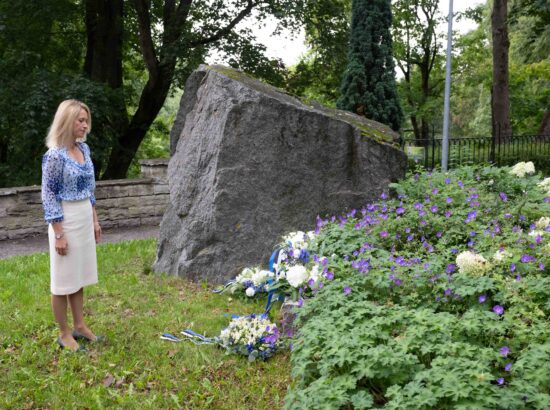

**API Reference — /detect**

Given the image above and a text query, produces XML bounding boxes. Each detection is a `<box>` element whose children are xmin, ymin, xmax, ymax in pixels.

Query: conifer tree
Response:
<box><xmin>337</xmin><ymin>0</ymin><xmax>403</xmax><ymax>131</ymax></box>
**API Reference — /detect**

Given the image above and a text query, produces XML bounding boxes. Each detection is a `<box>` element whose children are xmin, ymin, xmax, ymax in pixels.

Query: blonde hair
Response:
<box><xmin>46</xmin><ymin>99</ymin><xmax>92</xmax><ymax>148</ymax></box>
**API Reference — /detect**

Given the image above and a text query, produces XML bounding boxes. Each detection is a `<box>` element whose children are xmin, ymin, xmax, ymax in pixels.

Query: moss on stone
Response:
<box><xmin>203</xmin><ymin>64</ymin><xmax>401</xmax><ymax>148</ymax></box>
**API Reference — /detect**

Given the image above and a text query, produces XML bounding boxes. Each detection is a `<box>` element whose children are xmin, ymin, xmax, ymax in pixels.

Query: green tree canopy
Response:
<box><xmin>337</xmin><ymin>0</ymin><xmax>403</xmax><ymax>131</ymax></box>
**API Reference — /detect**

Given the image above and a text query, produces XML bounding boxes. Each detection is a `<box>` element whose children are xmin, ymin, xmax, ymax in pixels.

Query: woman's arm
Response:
<box><xmin>92</xmin><ymin>205</ymin><xmax>101</xmax><ymax>243</ymax></box>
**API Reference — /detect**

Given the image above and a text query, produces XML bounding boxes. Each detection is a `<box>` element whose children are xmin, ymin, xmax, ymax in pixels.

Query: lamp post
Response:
<box><xmin>441</xmin><ymin>0</ymin><xmax>453</xmax><ymax>171</ymax></box>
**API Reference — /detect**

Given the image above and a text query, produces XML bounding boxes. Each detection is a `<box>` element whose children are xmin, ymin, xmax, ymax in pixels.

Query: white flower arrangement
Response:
<box><xmin>219</xmin><ymin>267</ymin><xmax>274</xmax><ymax>298</ymax></box>
<box><xmin>219</xmin><ymin>314</ymin><xmax>280</xmax><ymax>361</ymax></box>
<box><xmin>456</xmin><ymin>251</ymin><xmax>491</xmax><ymax>276</ymax></box>
<box><xmin>509</xmin><ymin>161</ymin><xmax>535</xmax><ymax>177</ymax></box>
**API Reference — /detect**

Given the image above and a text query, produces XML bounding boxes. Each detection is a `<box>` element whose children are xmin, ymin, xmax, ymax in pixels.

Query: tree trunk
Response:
<box><xmin>538</xmin><ymin>103</ymin><xmax>550</xmax><ymax>135</ymax></box>
<box><xmin>491</xmin><ymin>0</ymin><xmax>512</xmax><ymax>142</ymax></box>
<box><xmin>84</xmin><ymin>0</ymin><xmax>129</xmax><ymax>178</ymax></box>
<box><xmin>101</xmin><ymin>66</ymin><xmax>174</xmax><ymax>179</ymax></box>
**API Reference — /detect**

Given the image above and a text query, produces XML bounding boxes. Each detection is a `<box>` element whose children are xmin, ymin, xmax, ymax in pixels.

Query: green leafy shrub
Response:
<box><xmin>284</xmin><ymin>165</ymin><xmax>550</xmax><ymax>409</ymax></box>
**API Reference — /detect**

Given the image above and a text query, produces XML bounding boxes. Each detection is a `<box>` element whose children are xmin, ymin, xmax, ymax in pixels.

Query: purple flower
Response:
<box><xmin>493</xmin><ymin>305</ymin><xmax>504</xmax><ymax>315</ymax></box>
<box><xmin>414</xmin><ymin>202</ymin><xmax>423</xmax><ymax>210</ymax></box>
<box><xmin>325</xmin><ymin>271</ymin><xmax>334</xmax><ymax>281</ymax></box>
<box><xmin>444</xmin><ymin>288</ymin><xmax>453</xmax><ymax>296</ymax></box>
<box><xmin>545</xmin><ymin>197</ymin><xmax>550</xmax><ymax>203</ymax></box>
<box><xmin>396</xmin><ymin>207</ymin><xmax>405</xmax><ymax>215</ymax></box>
<box><xmin>499</xmin><ymin>192</ymin><xmax>508</xmax><ymax>202</ymax></box>
<box><xmin>470</xmin><ymin>231</ymin><xmax>477</xmax><ymax>237</ymax></box>
<box><xmin>297</xmin><ymin>298</ymin><xmax>304</xmax><ymax>308</ymax></box>
<box><xmin>458</xmin><ymin>181</ymin><xmax>464</xmax><ymax>188</ymax></box>
<box><xmin>445</xmin><ymin>178</ymin><xmax>451</xmax><ymax>184</ymax></box>
<box><xmin>500</xmin><ymin>346</ymin><xmax>510</xmax><ymax>357</ymax></box>
<box><xmin>520</xmin><ymin>254</ymin><xmax>536</xmax><ymax>263</ymax></box>
<box><xmin>510</xmin><ymin>263</ymin><xmax>516</xmax><ymax>272</ymax></box>
<box><xmin>432</xmin><ymin>188</ymin><xmax>439</xmax><ymax>194</ymax></box>
<box><xmin>445</xmin><ymin>197</ymin><xmax>453</xmax><ymax>204</ymax></box>
<box><xmin>418</xmin><ymin>210</ymin><xmax>426</xmax><ymax>217</ymax></box>
<box><xmin>380</xmin><ymin>192</ymin><xmax>388</xmax><ymax>200</ymax></box>
<box><xmin>516</xmin><ymin>274</ymin><xmax>521</xmax><ymax>281</ymax></box>
<box><xmin>497</xmin><ymin>378</ymin><xmax>505</xmax><ymax>385</ymax></box>
<box><xmin>465</xmin><ymin>210</ymin><xmax>477</xmax><ymax>223</ymax></box>
<box><xmin>446</xmin><ymin>264</ymin><xmax>456</xmax><ymax>274</ymax></box>
<box><xmin>504</xmin><ymin>213</ymin><xmax>512</xmax><ymax>219</ymax></box>
<box><xmin>504</xmin><ymin>363</ymin><xmax>512</xmax><ymax>372</ymax></box>
<box><xmin>407</xmin><ymin>235</ymin><xmax>414</xmax><ymax>241</ymax></box>
<box><xmin>478</xmin><ymin>294</ymin><xmax>486</xmax><ymax>303</ymax></box>
<box><xmin>343</xmin><ymin>287</ymin><xmax>352</xmax><ymax>295</ymax></box>
<box><xmin>380</xmin><ymin>231</ymin><xmax>389</xmax><ymax>238</ymax></box>
<box><xmin>539</xmin><ymin>262</ymin><xmax>545</xmax><ymax>270</ymax></box>
<box><xmin>445</xmin><ymin>210</ymin><xmax>452</xmax><ymax>218</ymax></box>
<box><xmin>430</xmin><ymin>205</ymin><xmax>438</xmax><ymax>213</ymax></box>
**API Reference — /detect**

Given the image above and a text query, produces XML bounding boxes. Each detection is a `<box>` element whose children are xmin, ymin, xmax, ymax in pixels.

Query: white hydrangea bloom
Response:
<box><xmin>245</xmin><ymin>287</ymin><xmax>255</xmax><ymax>297</ymax></box>
<box><xmin>538</xmin><ymin>177</ymin><xmax>550</xmax><ymax>195</ymax></box>
<box><xmin>456</xmin><ymin>251</ymin><xmax>490</xmax><ymax>276</ymax></box>
<box><xmin>535</xmin><ymin>216</ymin><xmax>550</xmax><ymax>230</ymax></box>
<box><xmin>509</xmin><ymin>161</ymin><xmax>536</xmax><ymax>177</ymax></box>
<box><xmin>286</xmin><ymin>265</ymin><xmax>309</xmax><ymax>288</ymax></box>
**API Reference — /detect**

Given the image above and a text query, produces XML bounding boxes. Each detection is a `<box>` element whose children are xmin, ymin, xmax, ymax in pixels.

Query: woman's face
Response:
<box><xmin>73</xmin><ymin>108</ymin><xmax>89</xmax><ymax>140</ymax></box>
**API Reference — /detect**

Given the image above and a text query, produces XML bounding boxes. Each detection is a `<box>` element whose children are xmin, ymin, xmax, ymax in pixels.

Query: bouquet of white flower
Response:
<box><xmin>216</xmin><ymin>267</ymin><xmax>274</xmax><ymax>298</ymax></box>
<box><xmin>218</xmin><ymin>314</ymin><xmax>280</xmax><ymax>361</ymax></box>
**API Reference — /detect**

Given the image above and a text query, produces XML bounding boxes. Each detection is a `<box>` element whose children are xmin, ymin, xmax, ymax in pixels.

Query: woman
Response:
<box><xmin>41</xmin><ymin>99</ymin><xmax>103</xmax><ymax>351</ymax></box>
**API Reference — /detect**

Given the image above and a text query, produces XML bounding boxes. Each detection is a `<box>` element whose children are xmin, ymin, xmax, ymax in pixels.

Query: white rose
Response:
<box><xmin>245</xmin><ymin>287</ymin><xmax>255</xmax><ymax>297</ymax></box>
<box><xmin>286</xmin><ymin>265</ymin><xmax>309</xmax><ymax>288</ymax></box>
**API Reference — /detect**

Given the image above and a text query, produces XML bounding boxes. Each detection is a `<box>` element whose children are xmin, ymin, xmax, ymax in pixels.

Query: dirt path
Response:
<box><xmin>0</xmin><ymin>225</ymin><xmax>159</xmax><ymax>260</ymax></box>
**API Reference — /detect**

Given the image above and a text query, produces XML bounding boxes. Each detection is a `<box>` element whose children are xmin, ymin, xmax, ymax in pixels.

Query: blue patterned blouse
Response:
<box><xmin>41</xmin><ymin>142</ymin><xmax>96</xmax><ymax>223</ymax></box>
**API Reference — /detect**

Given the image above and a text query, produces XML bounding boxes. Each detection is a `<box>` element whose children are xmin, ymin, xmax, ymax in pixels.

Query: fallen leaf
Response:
<box><xmin>168</xmin><ymin>350</ymin><xmax>177</xmax><ymax>358</ymax></box>
<box><xmin>102</xmin><ymin>374</ymin><xmax>115</xmax><ymax>387</ymax></box>
<box><xmin>115</xmin><ymin>377</ymin><xmax>125</xmax><ymax>388</ymax></box>
<box><xmin>4</xmin><ymin>346</ymin><xmax>15</xmax><ymax>353</ymax></box>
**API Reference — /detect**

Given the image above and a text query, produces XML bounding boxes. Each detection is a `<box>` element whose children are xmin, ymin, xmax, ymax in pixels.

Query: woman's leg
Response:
<box><xmin>68</xmin><ymin>288</ymin><xmax>97</xmax><ymax>340</ymax></box>
<box><xmin>51</xmin><ymin>294</ymin><xmax>79</xmax><ymax>350</ymax></box>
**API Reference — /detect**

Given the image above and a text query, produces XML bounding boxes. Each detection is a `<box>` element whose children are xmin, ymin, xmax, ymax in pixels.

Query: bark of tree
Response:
<box><xmin>491</xmin><ymin>0</ymin><xmax>512</xmax><ymax>142</ymax></box>
<box><xmin>84</xmin><ymin>0</ymin><xmax>128</xmax><ymax>176</ymax></box>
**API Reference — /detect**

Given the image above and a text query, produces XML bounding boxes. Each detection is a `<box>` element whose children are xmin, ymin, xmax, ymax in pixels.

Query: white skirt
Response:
<box><xmin>48</xmin><ymin>199</ymin><xmax>98</xmax><ymax>295</ymax></box>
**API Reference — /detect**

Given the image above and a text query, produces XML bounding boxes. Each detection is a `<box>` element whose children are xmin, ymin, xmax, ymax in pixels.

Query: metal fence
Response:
<box><xmin>399</xmin><ymin>133</ymin><xmax>550</xmax><ymax>173</ymax></box>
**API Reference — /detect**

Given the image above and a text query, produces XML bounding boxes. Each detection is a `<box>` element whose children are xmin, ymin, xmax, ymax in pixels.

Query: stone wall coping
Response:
<box><xmin>96</xmin><ymin>178</ymin><xmax>156</xmax><ymax>187</ymax></box>
<box><xmin>0</xmin><ymin>186</ymin><xmax>40</xmax><ymax>196</ymax></box>
<box><xmin>0</xmin><ymin>178</ymin><xmax>159</xmax><ymax>195</ymax></box>
<box><xmin>139</xmin><ymin>159</ymin><xmax>169</xmax><ymax>166</ymax></box>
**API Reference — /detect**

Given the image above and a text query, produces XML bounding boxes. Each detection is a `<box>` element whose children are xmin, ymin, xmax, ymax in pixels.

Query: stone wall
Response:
<box><xmin>0</xmin><ymin>159</ymin><xmax>169</xmax><ymax>240</ymax></box>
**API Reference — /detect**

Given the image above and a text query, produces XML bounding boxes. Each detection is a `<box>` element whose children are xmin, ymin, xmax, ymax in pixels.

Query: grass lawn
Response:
<box><xmin>0</xmin><ymin>239</ymin><xmax>290</xmax><ymax>409</ymax></box>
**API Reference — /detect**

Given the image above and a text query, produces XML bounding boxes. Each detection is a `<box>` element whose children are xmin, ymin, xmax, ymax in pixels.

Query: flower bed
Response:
<box><xmin>282</xmin><ymin>164</ymin><xmax>550</xmax><ymax>409</ymax></box>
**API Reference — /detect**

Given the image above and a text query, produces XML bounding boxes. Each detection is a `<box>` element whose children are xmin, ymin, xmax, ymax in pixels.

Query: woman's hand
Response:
<box><xmin>55</xmin><ymin>237</ymin><xmax>68</xmax><ymax>256</ymax></box>
<box><xmin>94</xmin><ymin>222</ymin><xmax>102</xmax><ymax>243</ymax></box>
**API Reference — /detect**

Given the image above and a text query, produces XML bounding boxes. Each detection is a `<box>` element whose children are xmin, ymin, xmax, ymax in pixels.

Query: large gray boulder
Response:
<box><xmin>154</xmin><ymin>64</ymin><xmax>407</xmax><ymax>283</ymax></box>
